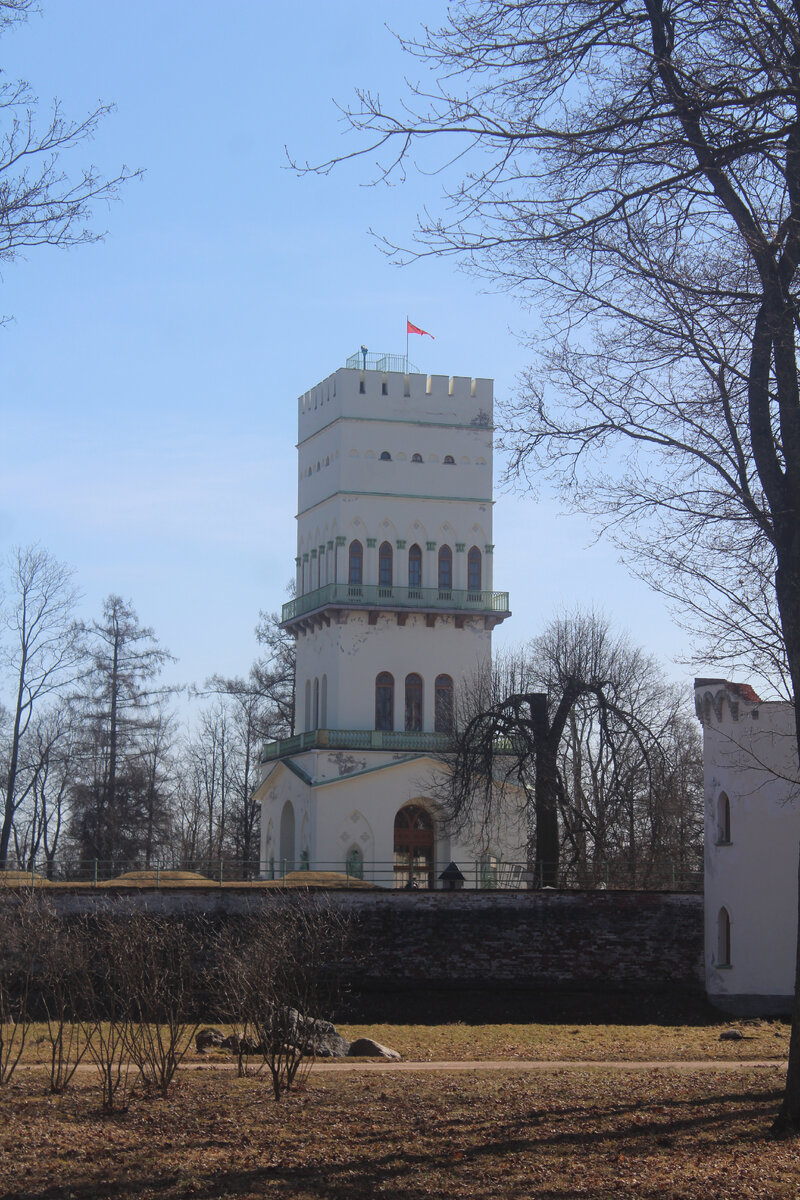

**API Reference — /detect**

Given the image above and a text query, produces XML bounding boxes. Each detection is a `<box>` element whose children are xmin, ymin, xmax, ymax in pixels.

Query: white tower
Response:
<box><xmin>257</xmin><ymin>353</ymin><xmax>515</xmax><ymax>887</ymax></box>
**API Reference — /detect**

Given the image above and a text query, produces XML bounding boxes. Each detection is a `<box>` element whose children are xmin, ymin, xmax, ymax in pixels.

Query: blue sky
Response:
<box><xmin>0</xmin><ymin>1</ymin><xmax>693</xmax><ymax>696</ymax></box>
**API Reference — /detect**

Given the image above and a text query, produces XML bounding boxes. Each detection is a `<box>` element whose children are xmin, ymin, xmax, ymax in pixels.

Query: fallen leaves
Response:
<box><xmin>2</xmin><ymin>1064</ymin><xmax>798</xmax><ymax>1199</ymax></box>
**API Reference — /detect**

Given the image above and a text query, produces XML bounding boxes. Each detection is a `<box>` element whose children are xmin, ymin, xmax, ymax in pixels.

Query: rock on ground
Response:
<box><xmin>348</xmin><ymin>1037</ymin><xmax>402</xmax><ymax>1060</ymax></box>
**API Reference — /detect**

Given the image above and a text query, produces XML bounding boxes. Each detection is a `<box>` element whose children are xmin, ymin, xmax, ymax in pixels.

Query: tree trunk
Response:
<box><xmin>771</xmin><ymin>548</ymin><xmax>800</xmax><ymax>1133</ymax></box>
<box><xmin>530</xmin><ymin>694</ymin><xmax>560</xmax><ymax>887</ymax></box>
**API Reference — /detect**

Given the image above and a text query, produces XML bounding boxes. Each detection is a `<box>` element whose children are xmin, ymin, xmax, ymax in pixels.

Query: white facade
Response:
<box><xmin>696</xmin><ymin>677</ymin><xmax>800</xmax><ymax>1013</ymax></box>
<box><xmin>256</xmin><ymin>362</ymin><xmax>523</xmax><ymax>887</ymax></box>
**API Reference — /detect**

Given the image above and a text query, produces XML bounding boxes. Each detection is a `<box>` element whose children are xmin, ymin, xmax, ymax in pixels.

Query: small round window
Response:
<box><xmin>444</xmin><ymin>455</ymin><xmax>455</xmax><ymax>464</ymax></box>
<box><xmin>380</xmin><ymin>451</ymin><xmax>392</xmax><ymax>461</ymax></box>
<box><xmin>412</xmin><ymin>453</ymin><xmax>423</xmax><ymax>463</ymax></box>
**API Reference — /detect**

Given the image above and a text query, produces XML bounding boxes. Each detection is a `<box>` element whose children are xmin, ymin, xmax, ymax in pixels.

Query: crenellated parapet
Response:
<box><xmin>298</xmin><ymin>368</ymin><xmax>493</xmax><ymax>441</ymax></box>
<box><xmin>694</xmin><ymin>678</ymin><xmax>763</xmax><ymax>726</ymax></box>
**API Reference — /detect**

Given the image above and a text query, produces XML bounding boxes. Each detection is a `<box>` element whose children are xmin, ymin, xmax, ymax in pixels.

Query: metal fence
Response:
<box><xmin>0</xmin><ymin>857</ymin><xmax>703</xmax><ymax>892</ymax></box>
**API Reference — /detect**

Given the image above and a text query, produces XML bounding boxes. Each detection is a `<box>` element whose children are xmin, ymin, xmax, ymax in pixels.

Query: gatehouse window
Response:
<box><xmin>304</xmin><ymin>680</ymin><xmax>311</xmax><ymax>732</ymax></box>
<box><xmin>718</xmin><ymin>907</ymin><xmax>731</xmax><ymax>966</ymax></box>
<box><xmin>375</xmin><ymin>672</ymin><xmax>394</xmax><ymax>731</ymax></box>
<box><xmin>346</xmin><ymin>845</ymin><xmax>364</xmax><ymax>879</ymax></box>
<box><xmin>408</xmin><ymin>543</ymin><xmax>422</xmax><ymax>590</ymax></box>
<box><xmin>349</xmin><ymin>539</ymin><xmax>363</xmax><ymax>588</ymax></box>
<box><xmin>468</xmin><ymin>546</ymin><xmax>482</xmax><ymax>592</ymax></box>
<box><xmin>380</xmin><ymin>450</ymin><xmax>392</xmax><ymax>461</ymax></box>
<box><xmin>412</xmin><ymin>453</ymin><xmax>423</xmax><ymax>463</ymax></box>
<box><xmin>379</xmin><ymin>541</ymin><xmax>393</xmax><ymax>588</ymax></box>
<box><xmin>444</xmin><ymin>454</ymin><xmax>455</xmax><ymax>464</ymax></box>
<box><xmin>717</xmin><ymin>792</ymin><xmax>731</xmax><ymax>844</ymax></box>
<box><xmin>405</xmin><ymin>673</ymin><xmax>423</xmax><ymax>732</ymax></box>
<box><xmin>438</xmin><ymin>545</ymin><xmax>453</xmax><ymax>592</ymax></box>
<box><xmin>435</xmin><ymin>674</ymin><xmax>454</xmax><ymax>732</ymax></box>
<box><xmin>393</xmin><ymin>804</ymin><xmax>434</xmax><ymax>889</ymax></box>
<box><xmin>313</xmin><ymin>677</ymin><xmax>319</xmax><ymax>729</ymax></box>
<box><xmin>480</xmin><ymin>855</ymin><xmax>499</xmax><ymax>889</ymax></box>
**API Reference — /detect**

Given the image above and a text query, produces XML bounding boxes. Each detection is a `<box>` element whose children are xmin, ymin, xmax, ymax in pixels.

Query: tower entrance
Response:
<box><xmin>393</xmin><ymin>803</ymin><xmax>434</xmax><ymax>889</ymax></box>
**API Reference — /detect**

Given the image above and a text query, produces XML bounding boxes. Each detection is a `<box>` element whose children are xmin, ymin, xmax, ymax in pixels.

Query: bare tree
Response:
<box><xmin>181</xmin><ymin>699</ymin><xmax>236</xmax><ymax>867</ymax></box>
<box><xmin>439</xmin><ymin>613</ymin><xmax>700</xmax><ymax>887</ymax></box>
<box><xmin>0</xmin><ymin>1</ymin><xmax>137</xmax><ymax>308</ymax></box>
<box><xmin>10</xmin><ymin>704</ymin><xmax>76</xmax><ymax>874</ymax></box>
<box><xmin>0</xmin><ymin>546</ymin><xmax>81</xmax><ymax>868</ymax></box>
<box><xmin>252</xmin><ymin>608</ymin><xmax>296</xmax><ymax>740</ymax></box>
<box><xmin>307</xmin><ymin>0</ymin><xmax>800</xmax><ymax>1131</ymax></box>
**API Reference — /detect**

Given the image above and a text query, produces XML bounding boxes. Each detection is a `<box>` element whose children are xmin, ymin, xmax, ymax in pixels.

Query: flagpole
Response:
<box><xmin>405</xmin><ymin>316</ymin><xmax>409</xmax><ymax>372</ymax></box>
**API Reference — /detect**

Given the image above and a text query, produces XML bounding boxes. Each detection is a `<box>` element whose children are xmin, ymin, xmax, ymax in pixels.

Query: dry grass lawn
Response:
<box><xmin>1</xmin><ymin>1063</ymin><xmax>798</xmax><ymax>1199</ymax></box>
<box><xmin>11</xmin><ymin>1018</ymin><xmax>790</xmax><ymax>1070</ymax></box>
<box><xmin>334</xmin><ymin>1019</ymin><xmax>791</xmax><ymax>1063</ymax></box>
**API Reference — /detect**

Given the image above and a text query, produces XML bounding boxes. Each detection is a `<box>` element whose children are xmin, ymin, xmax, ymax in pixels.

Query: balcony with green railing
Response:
<box><xmin>281</xmin><ymin>582</ymin><xmax>510</xmax><ymax>625</ymax></box>
<box><xmin>261</xmin><ymin>727</ymin><xmax>455</xmax><ymax>763</ymax></box>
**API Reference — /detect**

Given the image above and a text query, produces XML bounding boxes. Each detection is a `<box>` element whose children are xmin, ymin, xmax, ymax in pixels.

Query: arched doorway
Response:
<box><xmin>393</xmin><ymin>803</ymin><xmax>434</xmax><ymax>889</ymax></box>
<box><xmin>279</xmin><ymin>800</ymin><xmax>295</xmax><ymax>871</ymax></box>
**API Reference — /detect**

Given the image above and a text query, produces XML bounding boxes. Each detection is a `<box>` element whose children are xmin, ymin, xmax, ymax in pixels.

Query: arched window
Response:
<box><xmin>379</xmin><ymin>541</ymin><xmax>393</xmax><ymax>589</ymax></box>
<box><xmin>405</xmin><ymin>673</ymin><xmax>423</xmax><ymax>732</ymax></box>
<box><xmin>280</xmin><ymin>800</ymin><xmax>295</xmax><ymax>871</ymax></box>
<box><xmin>304</xmin><ymin>680</ymin><xmax>311</xmax><ymax>732</ymax></box>
<box><xmin>412</xmin><ymin>452</ymin><xmax>423</xmax><ymax>463</ymax></box>
<box><xmin>468</xmin><ymin>546</ymin><xmax>482</xmax><ymax>593</ymax></box>
<box><xmin>321</xmin><ymin>674</ymin><xmax>328</xmax><ymax>727</ymax></box>
<box><xmin>313</xmin><ymin>677</ymin><xmax>320</xmax><ymax>729</ymax></box>
<box><xmin>718</xmin><ymin>907</ymin><xmax>731</xmax><ymax>966</ymax></box>
<box><xmin>438</xmin><ymin>544</ymin><xmax>453</xmax><ymax>592</ymax></box>
<box><xmin>348</xmin><ymin>539</ymin><xmax>363</xmax><ymax>589</ymax></box>
<box><xmin>375</xmin><ymin>672</ymin><xmax>394</xmax><ymax>731</ymax></box>
<box><xmin>408</xmin><ymin>543</ymin><xmax>423</xmax><ymax>591</ymax></box>
<box><xmin>443</xmin><ymin>454</ymin><xmax>455</xmax><ymax>464</ymax></box>
<box><xmin>435</xmin><ymin>674</ymin><xmax>454</xmax><ymax>732</ymax></box>
<box><xmin>717</xmin><ymin>792</ymin><xmax>731</xmax><ymax>844</ymax></box>
<box><xmin>393</xmin><ymin>804</ymin><xmax>434</xmax><ymax>889</ymax></box>
<box><xmin>380</xmin><ymin>450</ymin><xmax>392</xmax><ymax>461</ymax></box>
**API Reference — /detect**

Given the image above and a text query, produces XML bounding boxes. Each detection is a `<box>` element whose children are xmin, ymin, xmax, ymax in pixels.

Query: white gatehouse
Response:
<box><xmin>696</xmin><ymin>676</ymin><xmax>800</xmax><ymax>1013</ymax></box>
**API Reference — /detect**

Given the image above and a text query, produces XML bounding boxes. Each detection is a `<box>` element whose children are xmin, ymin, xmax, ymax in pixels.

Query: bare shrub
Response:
<box><xmin>0</xmin><ymin>889</ymin><xmax>49</xmax><ymax>1086</ymax></box>
<box><xmin>214</xmin><ymin>897</ymin><xmax>350</xmax><ymax>1100</ymax></box>
<box><xmin>80</xmin><ymin>911</ymin><xmax>139</xmax><ymax>1113</ymax></box>
<box><xmin>38</xmin><ymin>910</ymin><xmax>95</xmax><ymax>1093</ymax></box>
<box><xmin>119</xmin><ymin>912</ymin><xmax>205</xmax><ymax>1096</ymax></box>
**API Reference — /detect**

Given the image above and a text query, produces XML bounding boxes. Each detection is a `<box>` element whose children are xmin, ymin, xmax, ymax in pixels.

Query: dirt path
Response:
<box><xmin>309</xmin><ymin>1058</ymin><xmax>787</xmax><ymax>1073</ymax></box>
<box><xmin>16</xmin><ymin>1057</ymin><xmax>788</xmax><ymax>1075</ymax></box>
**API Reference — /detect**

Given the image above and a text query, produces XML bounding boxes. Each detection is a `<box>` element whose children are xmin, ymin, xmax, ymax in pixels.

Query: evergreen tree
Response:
<box><xmin>69</xmin><ymin>596</ymin><xmax>175</xmax><ymax>870</ymax></box>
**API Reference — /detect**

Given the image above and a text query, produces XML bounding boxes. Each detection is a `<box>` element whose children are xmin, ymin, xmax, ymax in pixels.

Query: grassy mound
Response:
<box><xmin>101</xmin><ymin>869</ymin><xmax>214</xmax><ymax>887</ymax></box>
<box><xmin>0</xmin><ymin>869</ymin><xmax>52</xmax><ymax>887</ymax></box>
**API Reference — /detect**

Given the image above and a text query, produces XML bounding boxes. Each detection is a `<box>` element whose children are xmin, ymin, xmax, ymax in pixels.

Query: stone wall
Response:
<box><xmin>41</xmin><ymin>887</ymin><xmax>704</xmax><ymax>997</ymax></box>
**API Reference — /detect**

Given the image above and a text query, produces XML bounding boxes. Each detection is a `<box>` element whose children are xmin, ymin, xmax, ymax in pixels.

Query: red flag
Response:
<box><xmin>407</xmin><ymin>319</ymin><xmax>434</xmax><ymax>339</ymax></box>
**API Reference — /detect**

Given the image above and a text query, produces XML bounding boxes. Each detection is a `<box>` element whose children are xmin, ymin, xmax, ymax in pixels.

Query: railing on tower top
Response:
<box><xmin>345</xmin><ymin>349</ymin><xmax>419</xmax><ymax>373</ymax></box>
<box><xmin>281</xmin><ymin>583</ymin><xmax>511</xmax><ymax>624</ymax></box>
